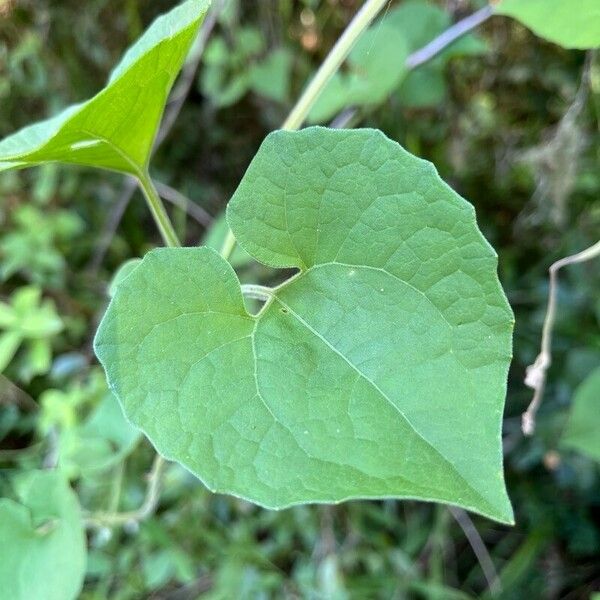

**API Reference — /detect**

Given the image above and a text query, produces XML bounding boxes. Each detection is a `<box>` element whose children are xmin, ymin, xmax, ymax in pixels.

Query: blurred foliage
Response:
<box><xmin>0</xmin><ymin>285</ymin><xmax>63</xmax><ymax>381</ymax></box>
<box><xmin>561</xmin><ymin>367</ymin><xmax>600</xmax><ymax>463</ymax></box>
<box><xmin>0</xmin><ymin>0</ymin><xmax>599</xmax><ymax>598</ymax></box>
<box><xmin>308</xmin><ymin>0</ymin><xmax>487</xmax><ymax>123</ymax></box>
<box><xmin>1</xmin><ymin>203</ymin><xmax>84</xmax><ymax>286</ymax></box>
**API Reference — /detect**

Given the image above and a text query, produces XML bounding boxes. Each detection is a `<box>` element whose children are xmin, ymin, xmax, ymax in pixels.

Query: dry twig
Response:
<box><xmin>522</xmin><ymin>240</ymin><xmax>600</xmax><ymax>435</ymax></box>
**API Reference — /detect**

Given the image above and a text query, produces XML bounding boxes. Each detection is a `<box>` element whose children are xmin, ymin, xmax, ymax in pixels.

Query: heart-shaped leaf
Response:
<box><xmin>494</xmin><ymin>0</ymin><xmax>600</xmax><ymax>50</ymax></box>
<box><xmin>561</xmin><ymin>367</ymin><xmax>600</xmax><ymax>462</ymax></box>
<box><xmin>0</xmin><ymin>470</ymin><xmax>86</xmax><ymax>600</ymax></box>
<box><xmin>95</xmin><ymin>128</ymin><xmax>514</xmax><ymax>523</ymax></box>
<box><xmin>0</xmin><ymin>0</ymin><xmax>209</xmax><ymax>175</ymax></box>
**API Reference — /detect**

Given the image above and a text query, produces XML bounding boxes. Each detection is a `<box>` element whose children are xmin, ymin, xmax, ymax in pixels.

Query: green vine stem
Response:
<box><xmin>138</xmin><ymin>172</ymin><xmax>181</xmax><ymax>248</ymax></box>
<box><xmin>220</xmin><ymin>0</ymin><xmax>389</xmax><ymax>260</ymax></box>
<box><xmin>241</xmin><ymin>284</ymin><xmax>274</xmax><ymax>302</ymax></box>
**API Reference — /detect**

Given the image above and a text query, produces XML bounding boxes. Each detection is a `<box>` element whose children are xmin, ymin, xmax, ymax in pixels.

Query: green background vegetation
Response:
<box><xmin>0</xmin><ymin>0</ymin><xmax>599</xmax><ymax>598</ymax></box>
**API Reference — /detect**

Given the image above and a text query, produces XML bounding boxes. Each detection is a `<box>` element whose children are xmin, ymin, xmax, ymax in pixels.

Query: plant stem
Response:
<box><xmin>219</xmin><ymin>224</ymin><xmax>238</xmax><ymax>259</ymax></box>
<box><xmin>448</xmin><ymin>507</ymin><xmax>501</xmax><ymax>597</ymax></box>
<box><xmin>330</xmin><ymin>6</ymin><xmax>495</xmax><ymax>128</ymax></box>
<box><xmin>85</xmin><ymin>454</ymin><xmax>166</xmax><ymax>528</ymax></box>
<box><xmin>405</xmin><ymin>6</ymin><xmax>493</xmax><ymax>69</ymax></box>
<box><xmin>154</xmin><ymin>180</ymin><xmax>213</xmax><ymax>227</ymax></box>
<box><xmin>138</xmin><ymin>172</ymin><xmax>181</xmax><ymax>248</ymax></box>
<box><xmin>220</xmin><ymin>230</ymin><xmax>237</xmax><ymax>261</ymax></box>
<box><xmin>282</xmin><ymin>0</ymin><xmax>390</xmax><ymax>131</ymax></box>
<box><xmin>221</xmin><ymin>0</ymin><xmax>390</xmax><ymax>260</ymax></box>
<box><xmin>522</xmin><ymin>239</ymin><xmax>600</xmax><ymax>435</ymax></box>
<box><xmin>241</xmin><ymin>284</ymin><xmax>274</xmax><ymax>302</ymax></box>
<box><xmin>89</xmin><ymin>3</ymin><xmax>224</xmax><ymax>271</ymax></box>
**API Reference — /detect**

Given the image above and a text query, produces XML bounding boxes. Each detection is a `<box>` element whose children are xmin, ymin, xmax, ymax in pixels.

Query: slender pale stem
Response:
<box><xmin>282</xmin><ymin>0</ymin><xmax>390</xmax><ymax>131</ymax></box>
<box><xmin>449</xmin><ymin>507</ymin><xmax>501</xmax><ymax>597</ymax></box>
<box><xmin>85</xmin><ymin>454</ymin><xmax>166</xmax><ymax>528</ymax></box>
<box><xmin>522</xmin><ymin>239</ymin><xmax>600</xmax><ymax>435</ymax></box>
<box><xmin>220</xmin><ymin>228</ymin><xmax>237</xmax><ymax>261</ymax></box>
<box><xmin>138</xmin><ymin>172</ymin><xmax>181</xmax><ymax>248</ymax></box>
<box><xmin>221</xmin><ymin>0</ymin><xmax>389</xmax><ymax>260</ymax></box>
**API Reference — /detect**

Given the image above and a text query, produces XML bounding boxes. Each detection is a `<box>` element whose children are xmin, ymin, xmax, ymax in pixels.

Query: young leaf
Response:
<box><xmin>0</xmin><ymin>470</ymin><xmax>86</xmax><ymax>600</ymax></box>
<box><xmin>494</xmin><ymin>0</ymin><xmax>600</xmax><ymax>50</ymax></box>
<box><xmin>95</xmin><ymin>128</ymin><xmax>514</xmax><ymax>524</ymax></box>
<box><xmin>0</xmin><ymin>0</ymin><xmax>210</xmax><ymax>176</ymax></box>
<box><xmin>561</xmin><ymin>367</ymin><xmax>600</xmax><ymax>462</ymax></box>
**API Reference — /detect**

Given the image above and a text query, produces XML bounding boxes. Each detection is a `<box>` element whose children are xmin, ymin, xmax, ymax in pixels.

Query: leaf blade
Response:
<box><xmin>0</xmin><ymin>470</ymin><xmax>86</xmax><ymax>600</ymax></box>
<box><xmin>0</xmin><ymin>0</ymin><xmax>210</xmax><ymax>174</ymax></box>
<box><xmin>495</xmin><ymin>0</ymin><xmax>600</xmax><ymax>49</ymax></box>
<box><xmin>97</xmin><ymin>128</ymin><xmax>514</xmax><ymax>523</ymax></box>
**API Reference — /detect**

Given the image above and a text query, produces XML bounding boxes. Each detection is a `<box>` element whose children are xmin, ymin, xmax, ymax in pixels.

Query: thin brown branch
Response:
<box><xmin>522</xmin><ymin>240</ymin><xmax>600</xmax><ymax>435</ymax></box>
<box><xmin>405</xmin><ymin>6</ymin><xmax>493</xmax><ymax>70</ymax></box>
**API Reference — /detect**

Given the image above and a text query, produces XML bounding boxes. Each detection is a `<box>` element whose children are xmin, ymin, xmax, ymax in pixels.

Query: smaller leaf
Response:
<box><xmin>0</xmin><ymin>470</ymin><xmax>86</xmax><ymax>600</ymax></box>
<box><xmin>249</xmin><ymin>48</ymin><xmax>294</xmax><ymax>103</ymax></box>
<box><xmin>561</xmin><ymin>367</ymin><xmax>600</xmax><ymax>462</ymax></box>
<box><xmin>494</xmin><ymin>0</ymin><xmax>600</xmax><ymax>50</ymax></box>
<box><xmin>0</xmin><ymin>0</ymin><xmax>210</xmax><ymax>175</ymax></box>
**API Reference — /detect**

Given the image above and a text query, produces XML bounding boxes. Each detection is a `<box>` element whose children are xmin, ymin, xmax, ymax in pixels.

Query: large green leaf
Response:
<box><xmin>494</xmin><ymin>0</ymin><xmax>600</xmax><ymax>50</ymax></box>
<box><xmin>0</xmin><ymin>0</ymin><xmax>210</xmax><ymax>175</ymax></box>
<box><xmin>561</xmin><ymin>367</ymin><xmax>600</xmax><ymax>462</ymax></box>
<box><xmin>95</xmin><ymin>128</ymin><xmax>514</xmax><ymax>523</ymax></box>
<box><xmin>0</xmin><ymin>470</ymin><xmax>86</xmax><ymax>600</ymax></box>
